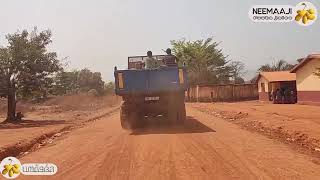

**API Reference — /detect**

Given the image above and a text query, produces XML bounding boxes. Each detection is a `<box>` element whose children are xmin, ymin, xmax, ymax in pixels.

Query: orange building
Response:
<box><xmin>291</xmin><ymin>54</ymin><xmax>320</xmax><ymax>104</ymax></box>
<box><xmin>256</xmin><ymin>71</ymin><xmax>296</xmax><ymax>102</ymax></box>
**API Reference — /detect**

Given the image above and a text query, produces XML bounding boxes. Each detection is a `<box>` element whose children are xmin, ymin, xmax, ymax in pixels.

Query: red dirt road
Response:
<box><xmin>19</xmin><ymin>105</ymin><xmax>320</xmax><ymax>180</ymax></box>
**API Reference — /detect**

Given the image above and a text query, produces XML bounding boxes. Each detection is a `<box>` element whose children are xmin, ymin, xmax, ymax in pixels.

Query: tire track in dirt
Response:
<box><xmin>177</xmin><ymin>133</ymin><xmax>259</xmax><ymax>179</ymax></box>
<box><xmin>98</xmin><ymin>134</ymin><xmax>132</xmax><ymax>179</ymax></box>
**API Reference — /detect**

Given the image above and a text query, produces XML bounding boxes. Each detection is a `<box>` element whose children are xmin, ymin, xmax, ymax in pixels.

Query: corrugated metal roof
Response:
<box><xmin>258</xmin><ymin>71</ymin><xmax>296</xmax><ymax>82</ymax></box>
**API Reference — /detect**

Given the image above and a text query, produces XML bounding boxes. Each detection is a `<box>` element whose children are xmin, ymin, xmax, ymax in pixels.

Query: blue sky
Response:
<box><xmin>0</xmin><ymin>0</ymin><xmax>319</xmax><ymax>81</ymax></box>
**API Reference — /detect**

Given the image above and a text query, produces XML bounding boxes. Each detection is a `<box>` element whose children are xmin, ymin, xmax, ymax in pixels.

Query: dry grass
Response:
<box><xmin>0</xmin><ymin>94</ymin><xmax>121</xmax><ymax>118</ymax></box>
<box><xmin>43</xmin><ymin>94</ymin><xmax>121</xmax><ymax>111</ymax></box>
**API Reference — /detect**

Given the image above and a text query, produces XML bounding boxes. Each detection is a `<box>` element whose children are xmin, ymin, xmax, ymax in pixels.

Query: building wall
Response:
<box><xmin>187</xmin><ymin>84</ymin><xmax>258</xmax><ymax>102</ymax></box>
<box><xmin>296</xmin><ymin>58</ymin><xmax>320</xmax><ymax>103</ymax></box>
<box><xmin>258</xmin><ymin>76</ymin><xmax>270</xmax><ymax>101</ymax></box>
<box><xmin>258</xmin><ymin>76</ymin><xmax>270</xmax><ymax>93</ymax></box>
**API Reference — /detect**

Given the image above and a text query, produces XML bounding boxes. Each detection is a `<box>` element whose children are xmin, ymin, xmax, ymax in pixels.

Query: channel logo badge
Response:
<box><xmin>295</xmin><ymin>2</ymin><xmax>317</xmax><ymax>26</ymax></box>
<box><xmin>0</xmin><ymin>157</ymin><xmax>58</xmax><ymax>179</ymax></box>
<box><xmin>249</xmin><ymin>1</ymin><xmax>317</xmax><ymax>26</ymax></box>
<box><xmin>0</xmin><ymin>157</ymin><xmax>21</xmax><ymax>179</ymax></box>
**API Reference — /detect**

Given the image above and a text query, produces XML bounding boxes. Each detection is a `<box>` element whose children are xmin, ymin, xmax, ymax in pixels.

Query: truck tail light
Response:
<box><xmin>118</xmin><ymin>73</ymin><xmax>124</xmax><ymax>89</ymax></box>
<box><xmin>179</xmin><ymin>69</ymin><xmax>184</xmax><ymax>84</ymax></box>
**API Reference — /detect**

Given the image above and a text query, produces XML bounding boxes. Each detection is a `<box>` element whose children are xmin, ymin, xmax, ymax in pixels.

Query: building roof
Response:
<box><xmin>291</xmin><ymin>54</ymin><xmax>320</xmax><ymax>73</ymax></box>
<box><xmin>257</xmin><ymin>71</ymin><xmax>296</xmax><ymax>83</ymax></box>
<box><xmin>195</xmin><ymin>83</ymin><xmax>257</xmax><ymax>87</ymax></box>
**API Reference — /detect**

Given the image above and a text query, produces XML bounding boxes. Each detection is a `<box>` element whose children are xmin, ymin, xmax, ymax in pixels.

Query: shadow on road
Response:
<box><xmin>0</xmin><ymin>119</ymin><xmax>69</xmax><ymax>129</ymax></box>
<box><xmin>130</xmin><ymin>116</ymin><xmax>215</xmax><ymax>135</ymax></box>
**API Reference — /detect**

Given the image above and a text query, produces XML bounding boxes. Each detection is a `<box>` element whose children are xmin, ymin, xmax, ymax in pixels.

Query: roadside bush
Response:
<box><xmin>87</xmin><ymin>89</ymin><xmax>99</xmax><ymax>96</ymax></box>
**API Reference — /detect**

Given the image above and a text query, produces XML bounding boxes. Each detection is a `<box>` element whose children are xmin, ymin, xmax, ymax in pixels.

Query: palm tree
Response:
<box><xmin>259</xmin><ymin>60</ymin><xmax>295</xmax><ymax>72</ymax></box>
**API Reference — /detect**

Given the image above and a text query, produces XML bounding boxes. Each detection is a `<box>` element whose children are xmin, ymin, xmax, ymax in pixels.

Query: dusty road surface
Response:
<box><xmin>190</xmin><ymin>102</ymin><xmax>320</xmax><ymax>152</ymax></box>
<box><xmin>19</xmin><ymin>105</ymin><xmax>320</xmax><ymax>180</ymax></box>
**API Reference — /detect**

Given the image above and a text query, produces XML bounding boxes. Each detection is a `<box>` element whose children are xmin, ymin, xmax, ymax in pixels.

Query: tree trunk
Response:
<box><xmin>6</xmin><ymin>83</ymin><xmax>17</xmax><ymax>122</ymax></box>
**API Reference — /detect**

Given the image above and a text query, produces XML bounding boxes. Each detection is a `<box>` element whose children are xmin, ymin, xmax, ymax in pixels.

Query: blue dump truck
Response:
<box><xmin>114</xmin><ymin>55</ymin><xmax>188</xmax><ymax>129</ymax></box>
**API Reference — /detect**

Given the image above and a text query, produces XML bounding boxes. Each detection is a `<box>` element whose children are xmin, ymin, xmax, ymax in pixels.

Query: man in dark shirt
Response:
<box><xmin>163</xmin><ymin>48</ymin><xmax>178</xmax><ymax>67</ymax></box>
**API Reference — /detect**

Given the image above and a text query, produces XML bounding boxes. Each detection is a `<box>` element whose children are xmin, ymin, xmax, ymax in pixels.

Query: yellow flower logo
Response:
<box><xmin>0</xmin><ymin>157</ymin><xmax>21</xmax><ymax>179</ymax></box>
<box><xmin>295</xmin><ymin>2</ymin><xmax>317</xmax><ymax>25</ymax></box>
<box><xmin>2</xmin><ymin>162</ymin><xmax>20</xmax><ymax>177</ymax></box>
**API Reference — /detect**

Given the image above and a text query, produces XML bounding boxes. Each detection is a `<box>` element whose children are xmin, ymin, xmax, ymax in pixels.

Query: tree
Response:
<box><xmin>250</xmin><ymin>75</ymin><xmax>259</xmax><ymax>83</ymax></box>
<box><xmin>77</xmin><ymin>68</ymin><xmax>105</xmax><ymax>94</ymax></box>
<box><xmin>297</xmin><ymin>58</ymin><xmax>304</xmax><ymax>63</ymax></box>
<box><xmin>0</xmin><ymin>28</ymin><xmax>61</xmax><ymax>122</ymax></box>
<box><xmin>229</xmin><ymin>61</ymin><xmax>247</xmax><ymax>84</ymax></box>
<box><xmin>104</xmin><ymin>82</ymin><xmax>115</xmax><ymax>94</ymax></box>
<box><xmin>52</xmin><ymin>70</ymin><xmax>79</xmax><ymax>95</ymax></box>
<box><xmin>259</xmin><ymin>59</ymin><xmax>294</xmax><ymax>72</ymax></box>
<box><xmin>51</xmin><ymin>68</ymin><xmax>105</xmax><ymax>95</ymax></box>
<box><xmin>0</xmin><ymin>49</ymin><xmax>9</xmax><ymax>97</ymax></box>
<box><xmin>234</xmin><ymin>77</ymin><xmax>245</xmax><ymax>84</ymax></box>
<box><xmin>171</xmin><ymin>38</ymin><xmax>230</xmax><ymax>85</ymax></box>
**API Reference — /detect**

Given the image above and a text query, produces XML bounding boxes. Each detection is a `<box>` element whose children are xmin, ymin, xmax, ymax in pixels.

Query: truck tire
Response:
<box><xmin>167</xmin><ymin>92</ymin><xmax>186</xmax><ymax>125</ymax></box>
<box><xmin>130</xmin><ymin>109</ymin><xmax>145</xmax><ymax>129</ymax></box>
<box><xmin>120</xmin><ymin>102</ymin><xmax>130</xmax><ymax>129</ymax></box>
<box><xmin>177</xmin><ymin>102</ymin><xmax>186</xmax><ymax>124</ymax></box>
<box><xmin>120</xmin><ymin>101</ymin><xmax>144</xmax><ymax>130</ymax></box>
<box><xmin>167</xmin><ymin>94</ymin><xmax>178</xmax><ymax>125</ymax></box>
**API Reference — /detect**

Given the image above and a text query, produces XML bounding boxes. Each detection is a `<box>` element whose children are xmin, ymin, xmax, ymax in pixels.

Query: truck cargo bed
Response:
<box><xmin>114</xmin><ymin>66</ymin><xmax>187</xmax><ymax>96</ymax></box>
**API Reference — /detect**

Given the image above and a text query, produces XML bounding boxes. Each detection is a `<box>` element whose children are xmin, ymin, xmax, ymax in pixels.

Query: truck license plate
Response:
<box><xmin>145</xmin><ymin>97</ymin><xmax>160</xmax><ymax>101</ymax></box>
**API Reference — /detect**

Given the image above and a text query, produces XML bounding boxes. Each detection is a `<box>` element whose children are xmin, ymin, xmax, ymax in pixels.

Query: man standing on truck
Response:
<box><xmin>144</xmin><ymin>51</ymin><xmax>159</xmax><ymax>69</ymax></box>
<box><xmin>163</xmin><ymin>48</ymin><xmax>178</xmax><ymax>66</ymax></box>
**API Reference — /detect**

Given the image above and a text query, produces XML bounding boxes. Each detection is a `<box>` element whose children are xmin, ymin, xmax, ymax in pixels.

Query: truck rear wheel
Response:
<box><xmin>177</xmin><ymin>102</ymin><xmax>186</xmax><ymax>124</ymax></box>
<box><xmin>120</xmin><ymin>101</ymin><xmax>144</xmax><ymax>130</ymax></box>
<box><xmin>167</xmin><ymin>94</ymin><xmax>177</xmax><ymax>124</ymax></box>
<box><xmin>167</xmin><ymin>92</ymin><xmax>186</xmax><ymax>125</ymax></box>
<box><xmin>120</xmin><ymin>102</ymin><xmax>130</xmax><ymax>129</ymax></box>
<box><xmin>129</xmin><ymin>110</ymin><xmax>144</xmax><ymax>129</ymax></box>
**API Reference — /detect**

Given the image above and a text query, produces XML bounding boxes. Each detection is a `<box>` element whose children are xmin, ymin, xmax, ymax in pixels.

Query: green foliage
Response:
<box><xmin>87</xmin><ymin>89</ymin><xmax>99</xmax><ymax>96</ymax></box>
<box><xmin>0</xmin><ymin>48</ymin><xmax>10</xmax><ymax>91</ymax></box>
<box><xmin>52</xmin><ymin>71</ymin><xmax>79</xmax><ymax>95</ymax></box>
<box><xmin>52</xmin><ymin>68</ymin><xmax>105</xmax><ymax>95</ymax></box>
<box><xmin>0</xmin><ymin>27</ymin><xmax>62</xmax><ymax>121</ymax></box>
<box><xmin>104</xmin><ymin>82</ymin><xmax>115</xmax><ymax>94</ymax></box>
<box><xmin>0</xmin><ymin>28</ymin><xmax>62</xmax><ymax>98</ymax></box>
<box><xmin>77</xmin><ymin>68</ymin><xmax>105</xmax><ymax>94</ymax></box>
<box><xmin>0</xmin><ymin>54</ymin><xmax>7</xmax><ymax>97</ymax></box>
<box><xmin>171</xmin><ymin>38</ymin><xmax>231</xmax><ymax>85</ymax></box>
<box><xmin>259</xmin><ymin>60</ymin><xmax>294</xmax><ymax>72</ymax></box>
